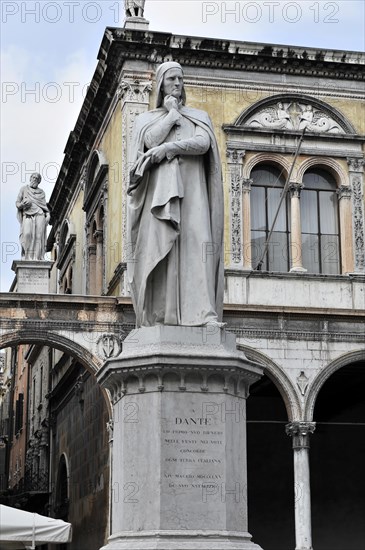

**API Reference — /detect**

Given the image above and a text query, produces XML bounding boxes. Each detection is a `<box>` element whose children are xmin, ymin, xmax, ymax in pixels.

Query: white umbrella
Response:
<box><xmin>0</xmin><ymin>504</ymin><xmax>72</xmax><ymax>549</ymax></box>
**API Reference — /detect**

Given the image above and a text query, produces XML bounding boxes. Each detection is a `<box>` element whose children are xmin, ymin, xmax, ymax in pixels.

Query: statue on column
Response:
<box><xmin>127</xmin><ymin>61</ymin><xmax>224</xmax><ymax>327</ymax></box>
<box><xmin>125</xmin><ymin>0</ymin><xmax>145</xmax><ymax>18</ymax></box>
<box><xmin>16</xmin><ymin>172</ymin><xmax>50</xmax><ymax>260</ymax></box>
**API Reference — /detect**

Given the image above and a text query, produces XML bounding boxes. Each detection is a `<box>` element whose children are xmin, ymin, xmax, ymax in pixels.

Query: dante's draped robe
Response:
<box><xmin>128</xmin><ymin>107</ymin><xmax>223</xmax><ymax>327</ymax></box>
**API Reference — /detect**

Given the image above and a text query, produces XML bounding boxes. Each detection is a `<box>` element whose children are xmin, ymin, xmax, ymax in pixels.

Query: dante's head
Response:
<box><xmin>30</xmin><ymin>173</ymin><xmax>42</xmax><ymax>188</ymax></box>
<box><xmin>156</xmin><ymin>61</ymin><xmax>186</xmax><ymax>107</ymax></box>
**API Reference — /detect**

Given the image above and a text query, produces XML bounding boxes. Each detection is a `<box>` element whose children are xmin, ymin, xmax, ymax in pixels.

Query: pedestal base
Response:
<box><xmin>11</xmin><ymin>260</ymin><xmax>54</xmax><ymax>293</ymax></box>
<box><xmin>290</xmin><ymin>266</ymin><xmax>307</xmax><ymax>273</ymax></box>
<box><xmin>98</xmin><ymin>326</ymin><xmax>264</xmax><ymax>550</ymax></box>
<box><xmin>101</xmin><ymin>531</ymin><xmax>263</xmax><ymax>550</ymax></box>
<box><xmin>124</xmin><ymin>17</ymin><xmax>150</xmax><ymax>30</ymax></box>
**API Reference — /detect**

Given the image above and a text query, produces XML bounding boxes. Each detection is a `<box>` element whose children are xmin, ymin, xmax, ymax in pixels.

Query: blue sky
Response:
<box><xmin>1</xmin><ymin>0</ymin><xmax>365</xmax><ymax>291</ymax></box>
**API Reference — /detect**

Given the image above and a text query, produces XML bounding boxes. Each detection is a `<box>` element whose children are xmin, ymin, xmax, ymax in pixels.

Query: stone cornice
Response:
<box><xmin>110</xmin><ymin>28</ymin><xmax>365</xmax><ymax>71</ymax></box>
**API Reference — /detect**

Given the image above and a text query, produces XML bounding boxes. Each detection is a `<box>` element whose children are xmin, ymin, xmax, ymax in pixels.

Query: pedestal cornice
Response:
<box><xmin>97</xmin><ymin>326</ymin><xmax>263</xmax><ymax>403</ymax></box>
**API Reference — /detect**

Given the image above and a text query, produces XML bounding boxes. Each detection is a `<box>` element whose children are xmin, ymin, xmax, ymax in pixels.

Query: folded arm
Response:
<box><xmin>145</xmin><ymin>110</ymin><xmax>182</xmax><ymax>149</ymax></box>
<box><xmin>145</xmin><ymin>126</ymin><xmax>210</xmax><ymax>165</ymax></box>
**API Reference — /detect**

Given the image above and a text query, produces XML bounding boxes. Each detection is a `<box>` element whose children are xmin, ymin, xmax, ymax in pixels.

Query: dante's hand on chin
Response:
<box><xmin>164</xmin><ymin>95</ymin><xmax>179</xmax><ymax>112</ymax></box>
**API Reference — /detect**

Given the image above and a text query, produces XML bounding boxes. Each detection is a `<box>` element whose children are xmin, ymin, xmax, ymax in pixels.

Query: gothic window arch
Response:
<box><xmin>301</xmin><ymin>168</ymin><xmax>341</xmax><ymax>274</ymax></box>
<box><xmin>250</xmin><ymin>163</ymin><xmax>291</xmax><ymax>272</ymax></box>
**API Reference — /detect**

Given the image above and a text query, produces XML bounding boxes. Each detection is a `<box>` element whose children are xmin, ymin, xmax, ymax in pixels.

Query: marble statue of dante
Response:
<box><xmin>125</xmin><ymin>0</ymin><xmax>145</xmax><ymax>18</ymax></box>
<box><xmin>16</xmin><ymin>173</ymin><xmax>50</xmax><ymax>261</ymax></box>
<box><xmin>127</xmin><ymin>61</ymin><xmax>224</xmax><ymax>327</ymax></box>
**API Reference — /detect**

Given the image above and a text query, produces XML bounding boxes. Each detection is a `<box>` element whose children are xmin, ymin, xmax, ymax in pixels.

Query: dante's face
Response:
<box><xmin>162</xmin><ymin>68</ymin><xmax>183</xmax><ymax>99</ymax></box>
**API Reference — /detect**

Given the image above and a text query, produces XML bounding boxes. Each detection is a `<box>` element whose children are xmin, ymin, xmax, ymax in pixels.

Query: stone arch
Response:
<box><xmin>235</xmin><ymin>93</ymin><xmax>356</xmax><ymax>134</ymax></box>
<box><xmin>305</xmin><ymin>349</ymin><xmax>365</xmax><ymax>421</ymax></box>
<box><xmin>0</xmin><ymin>330</ymin><xmax>112</xmax><ymax>416</ymax></box>
<box><xmin>83</xmin><ymin>149</ymin><xmax>108</xmax><ymax>213</ymax></box>
<box><xmin>297</xmin><ymin>156</ymin><xmax>349</xmax><ymax>186</ymax></box>
<box><xmin>86</xmin><ymin>150</ymin><xmax>107</xmax><ymax>187</ymax></box>
<box><xmin>243</xmin><ymin>152</ymin><xmax>292</xmax><ymax>180</ymax></box>
<box><xmin>238</xmin><ymin>345</ymin><xmax>301</xmax><ymax>421</ymax></box>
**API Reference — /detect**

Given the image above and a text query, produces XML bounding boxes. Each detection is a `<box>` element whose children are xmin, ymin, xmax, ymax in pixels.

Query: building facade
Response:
<box><xmin>1</xmin><ymin>12</ymin><xmax>364</xmax><ymax>550</ymax></box>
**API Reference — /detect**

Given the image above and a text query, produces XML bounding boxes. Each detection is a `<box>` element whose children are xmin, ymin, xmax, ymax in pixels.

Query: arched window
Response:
<box><xmin>250</xmin><ymin>164</ymin><xmax>290</xmax><ymax>271</ymax></box>
<box><xmin>301</xmin><ymin>169</ymin><xmax>340</xmax><ymax>274</ymax></box>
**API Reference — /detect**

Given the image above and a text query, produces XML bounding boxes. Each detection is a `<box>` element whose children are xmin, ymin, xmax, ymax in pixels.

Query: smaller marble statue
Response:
<box><xmin>125</xmin><ymin>0</ymin><xmax>145</xmax><ymax>18</ymax></box>
<box><xmin>16</xmin><ymin>173</ymin><xmax>50</xmax><ymax>261</ymax></box>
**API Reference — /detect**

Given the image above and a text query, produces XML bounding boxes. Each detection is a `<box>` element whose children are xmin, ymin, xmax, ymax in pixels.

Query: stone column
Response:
<box><xmin>242</xmin><ymin>179</ymin><xmax>253</xmax><ymax>271</ymax></box>
<box><xmin>336</xmin><ymin>185</ymin><xmax>354</xmax><ymax>273</ymax></box>
<box><xmin>347</xmin><ymin>158</ymin><xmax>365</xmax><ymax>273</ymax></box>
<box><xmin>226</xmin><ymin>149</ymin><xmax>246</xmax><ymax>268</ymax></box>
<box><xmin>286</xmin><ymin>422</ymin><xmax>316</xmax><ymax>550</ymax></box>
<box><xmin>88</xmin><ymin>243</ymin><xmax>97</xmax><ymax>294</ymax></box>
<box><xmin>94</xmin><ymin>229</ymin><xmax>104</xmax><ymax>293</ymax></box>
<box><xmin>289</xmin><ymin>183</ymin><xmax>306</xmax><ymax>273</ymax></box>
<box><xmin>97</xmin><ymin>326</ymin><xmax>264</xmax><ymax>550</ymax></box>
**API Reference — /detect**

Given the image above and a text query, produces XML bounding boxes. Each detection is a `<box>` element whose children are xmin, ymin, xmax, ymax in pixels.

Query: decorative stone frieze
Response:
<box><xmin>245</xmin><ymin>100</ymin><xmax>346</xmax><ymax>133</ymax></box>
<box><xmin>226</xmin><ymin>149</ymin><xmax>246</xmax><ymax>266</ymax></box>
<box><xmin>230</xmin><ymin>172</ymin><xmax>243</xmax><ymax>265</ymax></box>
<box><xmin>348</xmin><ymin>168</ymin><xmax>365</xmax><ymax>272</ymax></box>
<box><xmin>286</xmin><ymin>421</ymin><xmax>316</xmax><ymax>449</ymax></box>
<box><xmin>120</xmin><ymin>73</ymin><xmax>153</xmax><ymax>271</ymax></box>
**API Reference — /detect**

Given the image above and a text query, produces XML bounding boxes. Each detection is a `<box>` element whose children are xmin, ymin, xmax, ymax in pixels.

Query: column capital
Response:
<box><xmin>286</xmin><ymin>421</ymin><xmax>316</xmax><ymax>449</ymax></box>
<box><xmin>347</xmin><ymin>157</ymin><xmax>365</xmax><ymax>172</ymax></box>
<box><xmin>93</xmin><ymin>229</ymin><xmax>104</xmax><ymax>242</ymax></box>
<box><xmin>226</xmin><ymin>148</ymin><xmax>246</xmax><ymax>164</ymax></box>
<box><xmin>242</xmin><ymin>178</ymin><xmax>253</xmax><ymax>193</ymax></box>
<box><xmin>117</xmin><ymin>76</ymin><xmax>152</xmax><ymax>104</ymax></box>
<box><xmin>289</xmin><ymin>182</ymin><xmax>304</xmax><ymax>198</ymax></box>
<box><xmin>336</xmin><ymin>184</ymin><xmax>352</xmax><ymax>200</ymax></box>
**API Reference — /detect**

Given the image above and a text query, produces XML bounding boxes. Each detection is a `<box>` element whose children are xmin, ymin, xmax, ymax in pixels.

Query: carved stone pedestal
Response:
<box><xmin>11</xmin><ymin>260</ymin><xmax>54</xmax><ymax>293</ymax></box>
<box><xmin>97</xmin><ymin>326</ymin><xmax>264</xmax><ymax>550</ymax></box>
<box><xmin>124</xmin><ymin>17</ymin><xmax>150</xmax><ymax>30</ymax></box>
